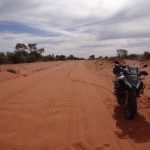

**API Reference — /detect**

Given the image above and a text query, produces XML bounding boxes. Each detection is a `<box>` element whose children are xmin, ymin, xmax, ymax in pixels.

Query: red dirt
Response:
<box><xmin>0</xmin><ymin>60</ymin><xmax>150</xmax><ymax>150</ymax></box>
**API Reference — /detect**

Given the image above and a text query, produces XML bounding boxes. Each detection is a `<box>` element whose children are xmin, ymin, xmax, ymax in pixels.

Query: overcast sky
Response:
<box><xmin>0</xmin><ymin>0</ymin><xmax>150</xmax><ymax>58</ymax></box>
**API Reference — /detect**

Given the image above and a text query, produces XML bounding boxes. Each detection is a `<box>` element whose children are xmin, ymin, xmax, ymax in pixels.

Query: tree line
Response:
<box><xmin>117</xmin><ymin>49</ymin><xmax>150</xmax><ymax>60</ymax></box>
<box><xmin>88</xmin><ymin>49</ymin><xmax>150</xmax><ymax>60</ymax></box>
<box><xmin>0</xmin><ymin>43</ymin><xmax>84</xmax><ymax>64</ymax></box>
<box><xmin>1</xmin><ymin>46</ymin><xmax>150</xmax><ymax>65</ymax></box>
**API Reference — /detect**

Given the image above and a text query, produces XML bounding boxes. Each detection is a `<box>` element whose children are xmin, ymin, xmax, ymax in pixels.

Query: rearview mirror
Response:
<box><xmin>139</xmin><ymin>71</ymin><xmax>148</xmax><ymax>76</ymax></box>
<box><xmin>142</xmin><ymin>64</ymin><xmax>148</xmax><ymax>68</ymax></box>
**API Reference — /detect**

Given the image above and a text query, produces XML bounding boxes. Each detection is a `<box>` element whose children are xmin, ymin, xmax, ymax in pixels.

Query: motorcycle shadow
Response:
<box><xmin>112</xmin><ymin>105</ymin><xmax>150</xmax><ymax>143</ymax></box>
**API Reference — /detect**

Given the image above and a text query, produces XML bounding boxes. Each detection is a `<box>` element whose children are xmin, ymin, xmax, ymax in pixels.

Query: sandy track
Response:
<box><xmin>0</xmin><ymin>61</ymin><xmax>150</xmax><ymax>150</ymax></box>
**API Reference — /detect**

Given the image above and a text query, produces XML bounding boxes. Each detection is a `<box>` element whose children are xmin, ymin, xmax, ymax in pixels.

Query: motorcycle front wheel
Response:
<box><xmin>125</xmin><ymin>95</ymin><xmax>137</xmax><ymax>119</ymax></box>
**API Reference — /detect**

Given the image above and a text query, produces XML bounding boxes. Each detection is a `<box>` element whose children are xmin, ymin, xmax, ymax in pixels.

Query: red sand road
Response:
<box><xmin>0</xmin><ymin>60</ymin><xmax>150</xmax><ymax>150</ymax></box>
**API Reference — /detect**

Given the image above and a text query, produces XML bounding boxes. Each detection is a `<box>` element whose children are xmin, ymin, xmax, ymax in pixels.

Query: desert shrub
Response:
<box><xmin>5</xmin><ymin>51</ymin><xmax>28</xmax><ymax>64</ymax></box>
<box><xmin>7</xmin><ymin>68</ymin><xmax>17</xmax><ymax>74</ymax></box>
<box><xmin>30</xmin><ymin>51</ymin><xmax>42</xmax><ymax>60</ymax></box>
<box><xmin>98</xmin><ymin>56</ymin><xmax>103</xmax><ymax>59</ymax></box>
<box><xmin>14</xmin><ymin>50</ymin><xmax>29</xmax><ymax>63</ymax></box>
<box><xmin>55</xmin><ymin>55</ymin><xmax>66</xmax><ymax>61</ymax></box>
<box><xmin>0</xmin><ymin>52</ymin><xmax>7</xmax><ymax>64</ymax></box>
<box><xmin>89</xmin><ymin>55</ymin><xmax>95</xmax><ymax>60</ymax></box>
<box><xmin>42</xmin><ymin>54</ymin><xmax>54</xmax><ymax>61</ymax></box>
<box><xmin>127</xmin><ymin>54</ymin><xmax>139</xmax><ymax>60</ymax></box>
<box><xmin>67</xmin><ymin>55</ymin><xmax>74</xmax><ymax>60</ymax></box>
<box><xmin>143</xmin><ymin>52</ymin><xmax>150</xmax><ymax>60</ymax></box>
<box><xmin>6</xmin><ymin>52</ymin><xmax>15</xmax><ymax>64</ymax></box>
<box><xmin>26</xmin><ymin>54</ymin><xmax>37</xmax><ymax>63</ymax></box>
<box><xmin>117</xmin><ymin>49</ymin><xmax>128</xmax><ymax>58</ymax></box>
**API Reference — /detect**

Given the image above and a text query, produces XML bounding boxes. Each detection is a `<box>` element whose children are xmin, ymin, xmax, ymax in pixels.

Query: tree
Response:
<box><xmin>14</xmin><ymin>43</ymin><xmax>29</xmax><ymax>63</ymax></box>
<box><xmin>98</xmin><ymin>56</ymin><xmax>103</xmax><ymax>59</ymax></box>
<box><xmin>55</xmin><ymin>55</ymin><xmax>66</xmax><ymax>61</ymax></box>
<box><xmin>89</xmin><ymin>55</ymin><xmax>95</xmax><ymax>60</ymax></box>
<box><xmin>28</xmin><ymin>43</ymin><xmax>45</xmax><ymax>62</ymax></box>
<box><xmin>28</xmin><ymin>43</ymin><xmax>37</xmax><ymax>52</ymax></box>
<box><xmin>68</xmin><ymin>55</ymin><xmax>74</xmax><ymax>60</ymax></box>
<box><xmin>117</xmin><ymin>49</ymin><xmax>128</xmax><ymax>58</ymax></box>
<box><xmin>143</xmin><ymin>51</ymin><xmax>150</xmax><ymax>60</ymax></box>
<box><xmin>15</xmin><ymin>43</ymin><xmax>28</xmax><ymax>51</ymax></box>
<box><xmin>0</xmin><ymin>52</ymin><xmax>6</xmax><ymax>64</ymax></box>
<box><xmin>37</xmin><ymin>48</ymin><xmax>45</xmax><ymax>54</ymax></box>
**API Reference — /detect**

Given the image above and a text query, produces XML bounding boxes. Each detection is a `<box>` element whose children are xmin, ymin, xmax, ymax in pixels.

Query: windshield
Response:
<box><xmin>124</xmin><ymin>59</ymin><xmax>140</xmax><ymax>76</ymax></box>
<box><xmin>125</xmin><ymin>59</ymin><xmax>140</xmax><ymax>67</ymax></box>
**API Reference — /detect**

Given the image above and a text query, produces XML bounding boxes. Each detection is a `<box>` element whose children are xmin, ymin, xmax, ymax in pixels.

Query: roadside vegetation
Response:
<box><xmin>0</xmin><ymin>43</ymin><xmax>85</xmax><ymax>65</ymax></box>
<box><xmin>91</xmin><ymin>49</ymin><xmax>150</xmax><ymax>61</ymax></box>
<box><xmin>116</xmin><ymin>49</ymin><xmax>150</xmax><ymax>60</ymax></box>
<box><xmin>1</xmin><ymin>45</ymin><xmax>150</xmax><ymax>65</ymax></box>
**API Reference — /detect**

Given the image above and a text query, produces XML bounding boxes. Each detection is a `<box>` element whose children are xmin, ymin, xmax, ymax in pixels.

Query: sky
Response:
<box><xmin>0</xmin><ymin>0</ymin><xmax>150</xmax><ymax>58</ymax></box>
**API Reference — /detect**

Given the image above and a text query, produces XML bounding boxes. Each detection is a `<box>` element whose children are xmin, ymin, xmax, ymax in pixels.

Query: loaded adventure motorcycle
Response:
<box><xmin>113</xmin><ymin>60</ymin><xmax>148</xmax><ymax>119</ymax></box>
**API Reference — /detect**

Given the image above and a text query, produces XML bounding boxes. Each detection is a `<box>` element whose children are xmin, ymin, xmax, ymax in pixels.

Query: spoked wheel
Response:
<box><xmin>125</xmin><ymin>95</ymin><xmax>137</xmax><ymax>119</ymax></box>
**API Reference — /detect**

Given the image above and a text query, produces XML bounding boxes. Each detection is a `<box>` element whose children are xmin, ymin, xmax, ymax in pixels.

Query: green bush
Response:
<box><xmin>42</xmin><ymin>54</ymin><xmax>54</xmax><ymax>61</ymax></box>
<box><xmin>143</xmin><ymin>52</ymin><xmax>150</xmax><ymax>60</ymax></box>
<box><xmin>0</xmin><ymin>52</ymin><xmax>6</xmax><ymax>64</ymax></box>
<box><xmin>89</xmin><ymin>55</ymin><xmax>95</xmax><ymax>60</ymax></box>
<box><xmin>127</xmin><ymin>54</ymin><xmax>139</xmax><ymax>60</ymax></box>
<box><xmin>55</xmin><ymin>55</ymin><xmax>66</xmax><ymax>61</ymax></box>
<box><xmin>27</xmin><ymin>54</ymin><xmax>37</xmax><ymax>63</ymax></box>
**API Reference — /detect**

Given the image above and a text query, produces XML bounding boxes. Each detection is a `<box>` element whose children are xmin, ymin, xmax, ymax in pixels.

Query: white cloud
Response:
<box><xmin>0</xmin><ymin>0</ymin><xmax>150</xmax><ymax>57</ymax></box>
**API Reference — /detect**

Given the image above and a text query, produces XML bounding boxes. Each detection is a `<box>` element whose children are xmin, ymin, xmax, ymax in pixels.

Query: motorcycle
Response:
<box><xmin>113</xmin><ymin>60</ymin><xmax>148</xmax><ymax>119</ymax></box>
